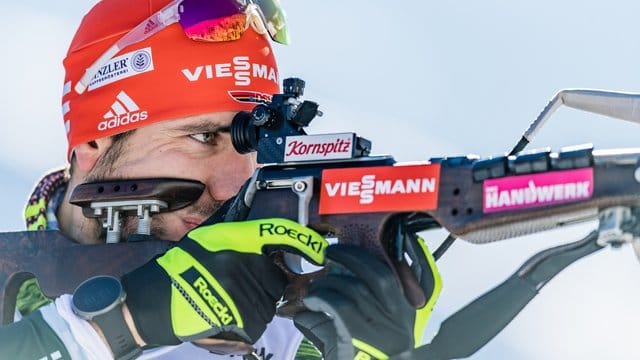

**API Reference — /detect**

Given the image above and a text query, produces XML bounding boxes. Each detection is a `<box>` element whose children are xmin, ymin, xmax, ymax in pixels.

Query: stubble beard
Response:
<box><xmin>120</xmin><ymin>198</ymin><xmax>224</xmax><ymax>241</ymax></box>
<box><xmin>83</xmin><ymin>133</ymin><xmax>224</xmax><ymax>242</ymax></box>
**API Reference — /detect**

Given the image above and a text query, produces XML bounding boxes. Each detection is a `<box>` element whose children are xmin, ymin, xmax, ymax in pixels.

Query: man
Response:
<box><xmin>2</xmin><ymin>0</ymin><xmax>442</xmax><ymax>359</ymax></box>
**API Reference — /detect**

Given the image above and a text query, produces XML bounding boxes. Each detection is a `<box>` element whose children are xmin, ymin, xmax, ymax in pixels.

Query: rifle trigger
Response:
<box><xmin>387</xmin><ymin>216</ymin><xmax>428</xmax><ymax>308</ymax></box>
<box><xmin>394</xmin><ymin>221</ymin><xmax>405</xmax><ymax>263</ymax></box>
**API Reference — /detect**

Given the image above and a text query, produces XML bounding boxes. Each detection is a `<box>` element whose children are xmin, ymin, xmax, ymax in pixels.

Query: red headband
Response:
<box><xmin>62</xmin><ymin>0</ymin><xmax>279</xmax><ymax>159</ymax></box>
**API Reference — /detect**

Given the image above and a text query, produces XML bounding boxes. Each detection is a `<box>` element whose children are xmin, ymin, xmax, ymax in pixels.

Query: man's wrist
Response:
<box><xmin>88</xmin><ymin>303</ymin><xmax>146</xmax><ymax>348</ymax></box>
<box><xmin>122</xmin><ymin>303</ymin><xmax>146</xmax><ymax>348</ymax></box>
<box><xmin>72</xmin><ymin>276</ymin><xmax>143</xmax><ymax>359</ymax></box>
<box><xmin>86</xmin><ymin>304</ymin><xmax>145</xmax><ymax>359</ymax></box>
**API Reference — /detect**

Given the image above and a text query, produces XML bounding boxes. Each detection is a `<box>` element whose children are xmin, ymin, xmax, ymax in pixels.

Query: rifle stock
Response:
<box><xmin>0</xmin><ymin>231</ymin><xmax>170</xmax><ymax>324</ymax></box>
<box><xmin>1</xmin><ymin>147</ymin><xmax>638</xmax><ymax>332</ymax></box>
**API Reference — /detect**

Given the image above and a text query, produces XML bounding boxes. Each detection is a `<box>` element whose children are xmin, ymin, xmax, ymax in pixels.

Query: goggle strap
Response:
<box><xmin>75</xmin><ymin>44</ymin><xmax>122</xmax><ymax>94</ymax></box>
<box><xmin>119</xmin><ymin>4</ymin><xmax>178</xmax><ymax>46</ymax></box>
<box><xmin>158</xmin><ymin>0</ymin><xmax>181</xmax><ymax>25</ymax></box>
<box><xmin>245</xmin><ymin>5</ymin><xmax>267</xmax><ymax>35</ymax></box>
<box><xmin>74</xmin><ymin>1</ymin><xmax>180</xmax><ymax>95</ymax></box>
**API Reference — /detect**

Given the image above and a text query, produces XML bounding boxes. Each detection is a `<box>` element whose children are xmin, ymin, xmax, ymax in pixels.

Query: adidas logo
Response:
<box><xmin>98</xmin><ymin>91</ymin><xmax>148</xmax><ymax>131</ymax></box>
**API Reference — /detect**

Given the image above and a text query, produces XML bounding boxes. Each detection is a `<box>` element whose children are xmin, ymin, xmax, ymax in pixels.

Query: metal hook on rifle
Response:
<box><xmin>596</xmin><ymin>206</ymin><xmax>640</xmax><ymax>263</ymax></box>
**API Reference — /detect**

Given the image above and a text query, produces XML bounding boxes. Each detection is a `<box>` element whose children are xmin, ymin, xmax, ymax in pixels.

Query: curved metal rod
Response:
<box><xmin>510</xmin><ymin>89</ymin><xmax>640</xmax><ymax>155</ymax></box>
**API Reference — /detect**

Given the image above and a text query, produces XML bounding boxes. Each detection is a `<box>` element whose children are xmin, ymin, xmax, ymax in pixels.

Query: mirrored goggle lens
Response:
<box><xmin>178</xmin><ymin>0</ymin><xmax>289</xmax><ymax>44</ymax></box>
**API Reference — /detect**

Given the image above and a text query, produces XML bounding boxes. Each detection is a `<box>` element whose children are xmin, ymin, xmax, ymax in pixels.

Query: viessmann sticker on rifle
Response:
<box><xmin>483</xmin><ymin>168</ymin><xmax>594</xmax><ymax>213</ymax></box>
<box><xmin>284</xmin><ymin>133</ymin><xmax>355</xmax><ymax>162</ymax></box>
<box><xmin>319</xmin><ymin>164</ymin><xmax>441</xmax><ymax>214</ymax></box>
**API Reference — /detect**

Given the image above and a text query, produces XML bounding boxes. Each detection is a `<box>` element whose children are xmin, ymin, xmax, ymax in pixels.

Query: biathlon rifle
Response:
<box><xmin>1</xmin><ymin>79</ymin><xmax>640</xmax><ymax>359</ymax></box>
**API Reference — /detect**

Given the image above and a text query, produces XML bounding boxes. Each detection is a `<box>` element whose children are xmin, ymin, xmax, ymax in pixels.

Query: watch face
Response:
<box><xmin>72</xmin><ymin>276</ymin><xmax>124</xmax><ymax>315</ymax></box>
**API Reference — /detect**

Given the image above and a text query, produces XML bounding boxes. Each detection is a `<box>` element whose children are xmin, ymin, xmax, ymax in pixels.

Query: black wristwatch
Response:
<box><xmin>72</xmin><ymin>276</ymin><xmax>142</xmax><ymax>360</ymax></box>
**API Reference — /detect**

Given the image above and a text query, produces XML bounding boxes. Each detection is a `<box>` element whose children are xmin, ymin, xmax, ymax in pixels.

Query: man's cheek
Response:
<box><xmin>150</xmin><ymin>214</ymin><xmax>186</xmax><ymax>241</ymax></box>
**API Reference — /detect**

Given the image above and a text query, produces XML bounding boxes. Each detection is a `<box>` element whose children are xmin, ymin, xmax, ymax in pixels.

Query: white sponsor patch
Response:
<box><xmin>284</xmin><ymin>133</ymin><xmax>354</xmax><ymax>162</ymax></box>
<box><xmin>88</xmin><ymin>47</ymin><xmax>154</xmax><ymax>91</ymax></box>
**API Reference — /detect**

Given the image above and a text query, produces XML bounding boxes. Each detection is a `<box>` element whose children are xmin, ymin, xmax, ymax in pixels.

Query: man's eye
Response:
<box><xmin>190</xmin><ymin>133</ymin><xmax>217</xmax><ymax>144</ymax></box>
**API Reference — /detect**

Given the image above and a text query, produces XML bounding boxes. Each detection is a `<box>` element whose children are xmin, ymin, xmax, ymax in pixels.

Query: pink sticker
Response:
<box><xmin>483</xmin><ymin>168</ymin><xmax>593</xmax><ymax>213</ymax></box>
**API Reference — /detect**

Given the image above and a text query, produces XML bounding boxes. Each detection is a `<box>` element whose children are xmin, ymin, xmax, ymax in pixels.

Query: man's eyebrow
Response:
<box><xmin>172</xmin><ymin>120</ymin><xmax>231</xmax><ymax>133</ymax></box>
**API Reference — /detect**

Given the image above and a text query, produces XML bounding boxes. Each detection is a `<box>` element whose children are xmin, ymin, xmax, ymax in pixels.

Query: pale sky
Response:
<box><xmin>1</xmin><ymin>1</ymin><xmax>640</xmax><ymax>359</ymax></box>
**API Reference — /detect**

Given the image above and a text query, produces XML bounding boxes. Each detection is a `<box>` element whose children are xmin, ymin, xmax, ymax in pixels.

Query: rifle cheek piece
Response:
<box><xmin>70</xmin><ymin>178</ymin><xmax>205</xmax><ymax>243</ymax></box>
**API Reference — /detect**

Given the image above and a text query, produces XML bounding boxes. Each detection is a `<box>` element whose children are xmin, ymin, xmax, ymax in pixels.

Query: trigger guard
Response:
<box><xmin>391</xmin><ymin>227</ymin><xmax>428</xmax><ymax>309</ymax></box>
<box><xmin>402</xmin><ymin>232</ymin><xmax>425</xmax><ymax>283</ymax></box>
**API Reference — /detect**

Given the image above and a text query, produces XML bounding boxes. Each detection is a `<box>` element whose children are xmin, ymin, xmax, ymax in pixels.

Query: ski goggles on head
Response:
<box><xmin>74</xmin><ymin>0</ymin><xmax>288</xmax><ymax>94</ymax></box>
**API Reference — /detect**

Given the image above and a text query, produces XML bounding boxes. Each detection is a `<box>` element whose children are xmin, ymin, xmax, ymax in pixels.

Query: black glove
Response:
<box><xmin>122</xmin><ymin>218</ymin><xmax>328</xmax><ymax>346</ymax></box>
<box><xmin>294</xmin><ymin>243</ymin><xmax>441</xmax><ymax>360</ymax></box>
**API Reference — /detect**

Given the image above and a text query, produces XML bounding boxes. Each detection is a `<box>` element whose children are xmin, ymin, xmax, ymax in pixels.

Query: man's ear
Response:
<box><xmin>73</xmin><ymin>138</ymin><xmax>113</xmax><ymax>173</ymax></box>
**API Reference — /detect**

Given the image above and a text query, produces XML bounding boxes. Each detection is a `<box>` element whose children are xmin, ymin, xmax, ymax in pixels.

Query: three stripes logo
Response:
<box><xmin>144</xmin><ymin>19</ymin><xmax>158</xmax><ymax>35</ymax></box>
<box><xmin>98</xmin><ymin>91</ymin><xmax>148</xmax><ymax>131</ymax></box>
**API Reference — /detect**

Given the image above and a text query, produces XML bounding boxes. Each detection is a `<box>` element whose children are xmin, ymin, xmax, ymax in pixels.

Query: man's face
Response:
<box><xmin>85</xmin><ymin>111</ymin><xmax>256</xmax><ymax>241</ymax></box>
